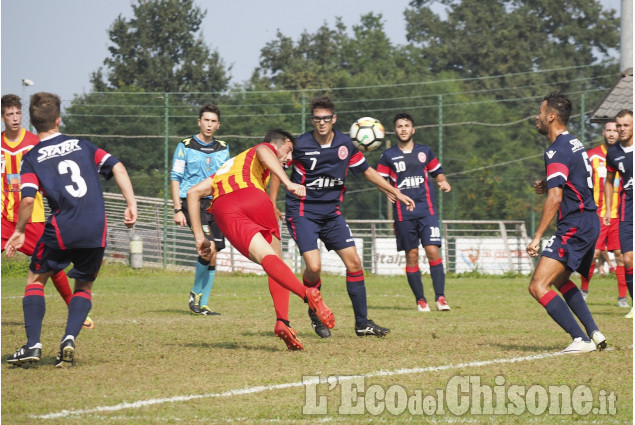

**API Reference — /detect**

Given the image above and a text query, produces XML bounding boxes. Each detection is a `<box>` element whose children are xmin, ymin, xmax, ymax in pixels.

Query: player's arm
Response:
<box><xmin>256</xmin><ymin>145</ymin><xmax>305</xmax><ymax>199</ymax></box>
<box><xmin>603</xmin><ymin>170</ymin><xmax>616</xmax><ymax>226</ymax></box>
<box><xmin>5</xmin><ymin>196</ymin><xmax>35</xmax><ymax>257</ymax></box>
<box><xmin>171</xmin><ymin>180</ymin><xmax>187</xmax><ymax>226</ymax></box>
<box><xmin>268</xmin><ymin>174</ymin><xmax>284</xmax><ymax>220</ymax></box>
<box><xmin>361</xmin><ymin>167</ymin><xmax>415</xmax><ymax>211</ymax></box>
<box><xmin>112</xmin><ymin>162</ymin><xmax>137</xmax><ymax>228</ymax></box>
<box><xmin>186</xmin><ymin>177</ymin><xmax>214</xmax><ymax>257</ymax></box>
<box><xmin>526</xmin><ymin>186</ymin><xmax>562</xmax><ymax>257</ymax></box>
<box><xmin>435</xmin><ymin>173</ymin><xmax>451</xmax><ymax>192</ymax></box>
<box><xmin>170</xmin><ymin>144</ymin><xmax>188</xmax><ymax>226</ymax></box>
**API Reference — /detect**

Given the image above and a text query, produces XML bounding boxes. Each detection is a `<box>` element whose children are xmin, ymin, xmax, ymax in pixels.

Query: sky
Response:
<box><xmin>1</xmin><ymin>0</ymin><xmax>623</xmax><ymax>108</ymax></box>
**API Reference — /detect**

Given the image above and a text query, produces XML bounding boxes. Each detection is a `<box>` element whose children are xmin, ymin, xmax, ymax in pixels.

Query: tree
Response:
<box><xmin>91</xmin><ymin>0</ymin><xmax>231</xmax><ymax>93</ymax></box>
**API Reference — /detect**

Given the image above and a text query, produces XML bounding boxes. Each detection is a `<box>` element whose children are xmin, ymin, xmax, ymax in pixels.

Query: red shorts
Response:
<box><xmin>1</xmin><ymin>217</ymin><xmax>45</xmax><ymax>255</ymax></box>
<box><xmin>595</xmin><ymin>217</ymin><xmax>620</xmax><ymax>251</ymax></box>
<box><xmin>211</xmin><ymin>188</ymin><xmax>280</xmax><ymax>258</ymax></box>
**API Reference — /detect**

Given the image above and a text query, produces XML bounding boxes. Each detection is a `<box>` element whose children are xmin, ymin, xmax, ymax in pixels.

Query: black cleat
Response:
<box><xmin>308</xmin><ymin>308</ymin><xmax>331</xmax><ymax>338</ymax></box>
<box><xmin>189</xmin><ymin>291</ymin><xmax>202</xmax><ymax>314</ymax></box>
<box><xmin>55</xmin><ymin>338</ymin><xmax>75</xmax><ymax>368</ymax></box>
<box><xmin>200</xmin><ymin>305</ymin><xmax>221</xmax><ymax>316</ymax></box>
<box><xmin>7</xmin><ymin>344</ymin><xmax>41</xmax><ymax>366</ymax></box>
<box><xmin>355</xmin><ymin>319</ymin><xmax>390</xmax><ymax>337</ymax></box>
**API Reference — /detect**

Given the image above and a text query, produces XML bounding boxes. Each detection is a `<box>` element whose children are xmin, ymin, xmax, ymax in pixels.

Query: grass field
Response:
<box><xmin>1</xmin><ymin>259</ymin><xmax>632</xmax><ymax>424</ymax></box>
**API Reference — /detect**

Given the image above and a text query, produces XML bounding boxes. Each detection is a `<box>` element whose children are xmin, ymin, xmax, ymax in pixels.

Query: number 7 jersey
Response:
<box><xmin>20</xmin><ymin>133</ymin><xmax>120</xmax><ymax>249</ymax></box>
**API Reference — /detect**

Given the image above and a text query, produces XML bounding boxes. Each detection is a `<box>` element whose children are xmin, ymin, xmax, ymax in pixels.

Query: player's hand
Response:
<box><xmin>602</xmin><ymin>212</ymin><xmax>611</xmax><ymax>226</ymax></box>
<box><xmin>397</xmin><ymin>192</ymin><xmax>416</xmax><ymax>212</ymax></box>
<box><xmin>533</xmin><ymin>180</ymin><xmax>547</xmax><ymax>194</ymax></box>
<box><xmin>174</xmin><ymin>211</ymin><xmax>187</xmax><ymax>226</ymax></box>
<box><xmin>124</xmin><ymin>205</ymin><xmax>138</xmax><ymax>228</ymax></box>
<box><xmin>526</xmin><ymin>238</ymin><xmax>541</xmax><ymax>257</ymax></box>
<box><xmin>274</xmin><ymin>205</ymin><xmax>284</xmax><ymax>221</ymax></box>
<box><xmin>286</xmin><ymin>183</ymin><xmax>306</xmax><ymax>198</ymax></box>
<box><xmin>5</xmin><ymin>231</ymin><xmax>25</xmax><ymax>258</ymax></box>
<box><xmin>438</xmin><ymin>181</ymin><xmax>451</xmax><ymax>192</ymax></box>
<box><xmin>196</xmin><ymin>238</ymin><xmax>212</xmax><ymax>258</ymax></box>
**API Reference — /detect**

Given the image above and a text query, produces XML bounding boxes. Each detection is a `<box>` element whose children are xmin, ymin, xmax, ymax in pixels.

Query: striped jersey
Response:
<box><xmin>605</xmin><ymin>142</ymin><xmax>633</xmax><ymax>223</ymax></box>
<box><xmin>1</xmin><ymin>128</ymin><xmax>45</xmax><ymax>222</ymax></box>
<box><xmin>20</xmin><ymin>133</ymin><xmax>120</xmax><ymax>249</ymax></box>
<box><xmin>210</xmin><ymin>143</ymin><xmax>273</xmax><ymax>200</ymax></box>
<box><xmin>377</xmin><ymin>144</ymin><xmax>444</xmax><ymax>221</ymax></box>
<box><xmin>587</xmin><ymin>144</ymin><xmax>621</xmax><ymax>218</ymax></box>
<box><xmin>544</xmin><ymin>131</ymin><xmax>596</xmax><ymax>220</ymax></box>
<box><xmin>285</xmin><ymin>129</ymin><xmax>369</xmax><ymax>219</ymax></box>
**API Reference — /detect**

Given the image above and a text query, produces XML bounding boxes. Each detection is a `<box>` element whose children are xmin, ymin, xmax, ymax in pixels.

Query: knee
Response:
<box><xmin>304</xmin><ymin>262</ymin><xmax>321</xmax><ymax>276</ymax></box>
<box><xmin>528</xmin><ymin>279</ymin><xmax>548</xmax><ymax>301</ymax></box>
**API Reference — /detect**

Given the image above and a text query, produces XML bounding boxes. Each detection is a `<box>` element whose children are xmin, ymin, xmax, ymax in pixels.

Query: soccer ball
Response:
<box><xmin>349</xmin><ymin>117</ymin><xmax>385</xmax><ymax>152</ymax></box>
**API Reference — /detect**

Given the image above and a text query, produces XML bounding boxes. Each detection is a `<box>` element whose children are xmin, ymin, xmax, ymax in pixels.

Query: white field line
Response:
<box><xmin>32</xmin><ymin>345</ymin><xmax>631</xmax><ymax>420</ymax></box>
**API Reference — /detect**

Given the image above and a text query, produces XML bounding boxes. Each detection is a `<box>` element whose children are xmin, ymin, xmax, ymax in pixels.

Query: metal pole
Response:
<box><xmin>301</xmin><ymin>92</ymin><xmax>306</xmax><ymax>134</ymax></box>
<box><xmin>580</xmin><ymin>93</ymin><xmax>586</xmax><ymax>147</ymax></box>
<box><xmin>163</xmin><ymin>93</ymin><xmax>169</xmax><ymax>268</ymax></box>
<box><xmin>438</xmin><ymin>95</ymin><xmax>443</xmax><ymax>224</ymax></box>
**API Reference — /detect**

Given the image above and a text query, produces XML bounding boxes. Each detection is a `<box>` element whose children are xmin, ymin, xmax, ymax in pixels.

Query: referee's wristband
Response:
<box><xmin>174</xmin><ymin>208</ymin><xmax>183</xmax><ymax>214</ymax></box>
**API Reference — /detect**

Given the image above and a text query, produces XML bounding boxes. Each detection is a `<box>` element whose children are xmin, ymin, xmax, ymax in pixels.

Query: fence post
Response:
<box><xmin>438</xmin><ymin>95</ymin><xmax>444</xmax><ymax>224</ymax></box>
<box><xmin>163</xmin><ymin>93</ymin><xmax>169</xmax><ymax>268</ymax></box>
<box><xmin>580</xmin><ymin>92</ymin><xmax>586</xmax><ymax>146</ymax></box>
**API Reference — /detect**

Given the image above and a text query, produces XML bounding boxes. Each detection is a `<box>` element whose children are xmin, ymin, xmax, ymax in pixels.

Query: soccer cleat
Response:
<box><xmin>305</xmin><ymin>287</ymin><xmax>335</xmax><ymax>329</ymax></box>
<box><xmin>626</xmin><ymin>308</ymin><xmax>634</xmax><ymax>319</ymax></box>
<box><xmin>581</xmin><ymin>290</ymin><xmax>589</xmax><ymax>302</ymax></box>
<box><xmin>436</xmin><ymin>296</ymin><xmax>451</xmax><ymax>311</ymax></box>
<box><xmin>274</xmin><ymin>321</ymin><xmax>304</xmax><ymax>350</ymax></box>
<box><xmin>7</xmin><ymin>344</ymin><xmax>42</xmax><ymax>366</ymax></box>
<box><xmin>189</xmin><ymin>292</ymin><xmax>202</xmax><ymax>314</ymax></box>
<box><xmin>417</xmin><ymin>299</ymin><xmax>431</xmax><ymax>312</ymax></box>
<box><xmin>199</xmin><ymin>305</ymin><xmax>221</xmax><ymax>316</ymax></box>
<box><xmin>591</xmin><ymin>331</ymin><xmax>607</xmax><ymax>351</ymax></box>
<box><xmin>617</xmin><ymin>297</ymin><xmax>630</xmax><ymax>308</ymax></box>
<box><xmin>561</xmin><ymin>337</ymin><xmax>596</xmax><ymax>354</ymax></box>
<box><xmin>308</xmin><ymin>308</ymin><xmax>331</xmax><ymax>338</ymax></box>
<box><xmin>55</xmin><ymin>337</ymin><xmax>75</xmax><ymax>368</ymax></box>
<box><xmin>355</xmin><ymin>319</ymin><xmax>390</xmax><ymax>337</ymax></box>
<box><xmin>83</xmin><ymin>316</ymin><xmax>95</xmax><ymax>329</ymax></box>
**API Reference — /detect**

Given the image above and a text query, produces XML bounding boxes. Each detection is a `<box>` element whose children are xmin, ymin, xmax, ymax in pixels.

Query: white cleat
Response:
<box><xmin>436</xmin><ymin>296</ymin><xmax>451</xmax><ymax>311</ymax></box>
<box><xmin>616</xmin><ymin>298</ymin><xmax>630</xmax><ymax>308</ymax></box>
<box><xmin>417</xmin><ymin>299</ymin><xmax>431</xmax><ymax>312</ymax></box>
<box><xmin>561</xmin><ymin>337</ymin><xmax>596</xmax><ymax>354</ymax></box>
<box><xmin>591</xmin><ymin>330</ymin><xmax>607</xmax><ymax>351</ymax></box>
<box><xmin>626</xmin><ymin>308</ymin><xmax>633</xmax><ymax>319</ymax></box>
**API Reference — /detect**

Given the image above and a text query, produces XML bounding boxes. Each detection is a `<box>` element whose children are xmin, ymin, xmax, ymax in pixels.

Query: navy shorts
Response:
<box><xmin>619</xmin><ymin>219</ymin><xmax>633</xmax><ymax>254</ymax></box>
<box><xmin>394</xmin><ymin>216</ymin><xmax>441</xmax><ymax>252</ymax></box>
<box><xmin>181</xmin><ymin>197</ymin><xmax>225</xmax><ymax>251</ymax></box>
<box><xmin>286</xmin><ymin>214</ymin><xmax>355</xmax><ymax>254</ymax></box>
<box><xmin>30</xmin><ymin>240</ymin><xmax>105</xmax><ymax>282</ymax></box>
<box><xmin>540</xmin><ymin>211</ymin><xmax>600</xmax><ymax>279</ymax></box>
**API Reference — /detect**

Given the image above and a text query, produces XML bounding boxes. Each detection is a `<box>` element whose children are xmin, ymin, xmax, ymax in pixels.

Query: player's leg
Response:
<box><xmin>618</xmin><ymin>219</ymin><xmax>633</xmax><ymax>318</ymax></box>
<box><xmin>198</xmin><ymin>205</ymin><xmax>224</xmax><ymax>316</ymax></box>
<box><xmin>395</xmin><ymin>219</ymin><xmax>427</xmax><ymax>310</ymax></box>
<box><xmin>580</xmin><ymin>249</ymin><xmax>600</xmax><ymax>300</ymax></box>
<box><xmin>182</xmin><ymin>198</ymin><xmax>204</xmax><ymax>314</ymax></box>
<box><xmin>528</xmin><ymin>256</ymin><xmax>595</xmax><ymax>353</ymax></box>
<box><xmin>614</xmin><ymin>250</ymin><xmax>628</xmax><ymax>306</ymax></box>
<box><xmin>420</xmin><ymin>217</ymin><xmax>449</xmax><ymax>311</ymax></box>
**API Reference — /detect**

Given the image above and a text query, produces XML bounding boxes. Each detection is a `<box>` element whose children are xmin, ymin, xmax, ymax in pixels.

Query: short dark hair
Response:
<box><xmin>1</xmin><ymin>94</ymin><xmax>21</xmax><ymax>116</ymax></box>
<box><xmin>199</xmin><ymin>104</ymin><xmax>221</xmax><ymax>120</ymax></box>
<box><xmin>616</xmin><ymin>109</ymin><xmax>633</xmax><ymax>119</ymax></box>
<box><xmin>310</xmin><ymin>96</ymin><xmax>335</xmax><ymax>114</ymax></box>
<box><xmin>264</xmin><ymin>128</ymin><xmax>296</xmax><ymax>146</ymax></box>
<box><xmin>393</xmin><ymin>112</ymin><xmax>414</xmax><ymax>127</ymax></box>
<box><xmin>29</xmin><ymin>92</ymin><xmax>61</xmax><ymax>133</ymax></box>
<box><xmin>543</xmin><ymin>92</ymin><xmax>572</xmax><ymax>125</ymax></box>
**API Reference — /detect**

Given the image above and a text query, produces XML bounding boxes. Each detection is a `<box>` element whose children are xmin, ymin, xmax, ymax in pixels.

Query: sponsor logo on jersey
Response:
<box><xmin>418</xmin><ymin>152</ymin><xmax>427</xmax><ymax>163</ymax></box>
<box><xmin>338</xmin><ymin>146</ymin><xmax>348</xmax><ymax>160</ymax></box>
<box><xmin>305</xmin><ymin>151</ymin><xmax>320</xmax><ymax>156</ymax></box>
<box><xmin>546</xmin><ymin>150</ymin><xmax>556</xmax><ymax>159</ymax></box>
<box><xmin>624</xmin><ymin>177</ymin><xmax>633</xmax><ymax>190</ymax></box>
<box><xmin>306</xmin><ymin>176</ymin><xmax>344</xmax><ymax>190</ymax></box>
<box><xmin>36</xmin><ymin>139</ymin><xmax>81</xmax><ymax>162</ymax></box>
<box><xmin>398</xmin><ymin>176</ymin><xmax>425</xmax><ymax>189</ymax></box>
<box><xmin>569</xmin><ymin>138</ymin><xmax>584</xmax><ymax>152</ymax></box>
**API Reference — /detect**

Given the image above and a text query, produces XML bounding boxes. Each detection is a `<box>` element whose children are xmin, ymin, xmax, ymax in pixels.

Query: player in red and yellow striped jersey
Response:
<box><xmin>186</xmin><ymin>129</ymin><xmax>334</xmax><ymax>351</ymax></box>
<box><xmin>0</xmin><ymin>95</ymin><xmax>93</xmax><ymax>328</ymax></box>
<box><xmin>581</xmin><ymin>120</ymin><xmax>627</xmax><ymax>307</ymax></box>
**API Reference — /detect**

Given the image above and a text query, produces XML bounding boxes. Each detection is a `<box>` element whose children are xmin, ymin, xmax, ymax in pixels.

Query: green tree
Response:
<box><xmin>91</xmin><ymin>0</ymin><xmax>230</xmax><ymax>93</ymax></box>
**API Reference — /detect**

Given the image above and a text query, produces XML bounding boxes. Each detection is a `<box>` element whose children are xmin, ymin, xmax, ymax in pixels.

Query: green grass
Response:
<box><xmin>1</xmin><ymin>260</ymin><xmax>632</xmax><ymax>424</ymax></box>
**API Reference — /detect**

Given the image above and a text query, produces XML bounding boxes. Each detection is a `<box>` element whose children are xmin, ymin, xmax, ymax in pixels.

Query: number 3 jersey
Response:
<box><xmin>544</xmin><ymin>131</ymin><xmax>597</xmax><ymax>221</ymax></box>
<box><xmin>377</xmin><ymin>144</ymin><xmax>444</xmax><ymax>221</ymax></box>
<box><xmin>285</xmin><ymin>129</ymin><xmax>369</xmax><ymax>219</ymax></box>
<box><xmin>20</xmin><ymin>133</ymin><xmax>120</xmax><ymax>249</ymax></box>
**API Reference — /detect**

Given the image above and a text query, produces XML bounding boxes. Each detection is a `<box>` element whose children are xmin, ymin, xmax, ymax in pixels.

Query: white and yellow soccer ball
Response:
<box><xmin>349</xmin><ymin>117</ymin><xmax>385</xmax><ymax>152</ymax></box>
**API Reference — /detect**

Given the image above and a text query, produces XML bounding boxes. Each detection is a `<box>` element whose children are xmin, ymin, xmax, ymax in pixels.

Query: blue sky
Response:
<box><xmin>1</xmin><ymin>0</ymin><xmax>622</xmax><ymax>108</ymax></box>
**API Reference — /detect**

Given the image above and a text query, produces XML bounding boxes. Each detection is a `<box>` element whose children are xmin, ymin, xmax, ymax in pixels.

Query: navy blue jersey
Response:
<box><xmin>20</xmin><ymin>133</ymin><xmax>119</xmax><ymax>249</ymax></box>
<box><xmin>605</xmin><ymin>142</ymin><xmax>633</xmax><ymax>222</ymax></box>
<box><xmin>377</xmin><ymin>144</ymin><xmax>444</xmax><ymax>221</ymax></box>
<box><xmin>285</xmin><ymin>129</ymin><xmax>369</xmax><ymax>219</ymax></box>
<box><xmin>170</xmin><ymin>135</ymin><xmax>229</xmax><ymax>199</ymax></box>
<box><xmin>544</xmin><ymin>132</ymin><xmax>596</xmax><ymax>220</ymax></box>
